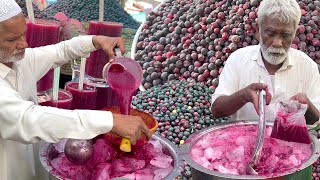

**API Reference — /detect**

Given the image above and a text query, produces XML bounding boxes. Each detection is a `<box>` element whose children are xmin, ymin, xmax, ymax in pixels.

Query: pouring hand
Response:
<box><xmin>111</xmin><ymin>114</ymin><xmax>152</xmax><ymax>145</ymax></box>
<box><xmin>92</xmin><ymin>36</ymin><xmax>126</xmax><ymax>59</ymax></box>
<box><xmin>242</xmin><ymin>83</ymin><xmax>272</xmax><ymax>114</ymax></box>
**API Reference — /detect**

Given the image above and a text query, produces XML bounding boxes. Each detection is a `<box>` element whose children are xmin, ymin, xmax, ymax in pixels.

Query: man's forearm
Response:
<box><xmin>305</xmin><ymin>101</ymin><xmax>320</xmax><ymax>125</ymax></box>
<box><xmin>211</xmin><ymin>90</ymin><xmax>247</xmax><ymax>118</ymax></box>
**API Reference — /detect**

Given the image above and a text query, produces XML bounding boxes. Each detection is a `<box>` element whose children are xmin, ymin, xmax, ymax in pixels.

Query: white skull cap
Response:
<box><xmin>0</xmin><ymin>0</ymin><xmax>22</xmax><ymax>22</ymax></box>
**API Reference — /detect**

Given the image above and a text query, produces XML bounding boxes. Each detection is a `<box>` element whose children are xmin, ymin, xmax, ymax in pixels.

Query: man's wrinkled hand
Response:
<box><xmin>92</xmin><ymin>36</ymin><xmax>126</xmax><ymax>59</ymax></box>
<box><xmin>111</xmin><ymin>114</ymin><xmax>151</xmax><ymax>145</ymax></box>
<box><xmin>242</xmin><ymin>83</ymin><xmax>272</xmax><ymax>114</ymax></box>
<box><xmin>290</xmin><ymin>93</ymin><xmax>309</xmax><ymax>104</ymax></box>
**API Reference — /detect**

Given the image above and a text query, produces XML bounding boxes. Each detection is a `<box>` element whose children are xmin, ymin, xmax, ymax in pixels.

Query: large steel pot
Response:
<box><xmin>40</xmin><ymin>133</ymin><xmax>183</xmax><ymax>180</ymax></box>
<box><xmin>181</xmin><ymin>120</ymin><xmax>320</xmax><ymax>180</ymax></box>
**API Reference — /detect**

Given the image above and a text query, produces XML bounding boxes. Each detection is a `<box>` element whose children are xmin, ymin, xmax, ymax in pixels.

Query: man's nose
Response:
<box><xmin>272</xmin><ymin>37</ymin><xmax>282</xmax><ymax>48</ymax></box>
<box><xmin>16</xmin><ymin>35</ymin><xmax>28</xmax><ymax>49</ymax></box>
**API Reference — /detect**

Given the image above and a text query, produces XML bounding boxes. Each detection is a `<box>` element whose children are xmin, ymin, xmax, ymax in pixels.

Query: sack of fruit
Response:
<box><xmin>54</xmin><ymin>12</ymin><xmax>87</xmax><ymax>41</ymax></box>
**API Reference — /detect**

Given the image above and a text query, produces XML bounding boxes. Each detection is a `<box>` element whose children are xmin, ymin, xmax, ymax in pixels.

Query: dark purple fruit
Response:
<box><xmin>64</xmin><ymin>139</ymin><xmax>93</xmax><ymax>165</ymax></box>
<box><xmin>134</xmin><ymin>0</ymin><xmax>320</xmax><ymax>93</ymax></box>
<box><xmin>47</xmin><ymin>144</ymin><xmax>59</xmax><ymax>161</ymax></box>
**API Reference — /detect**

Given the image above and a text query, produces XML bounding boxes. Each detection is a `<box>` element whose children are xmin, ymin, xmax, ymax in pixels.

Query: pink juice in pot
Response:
<box><xmin>189</xmin><ymin>125</ymin><xmax>312</xmax><ymax>176</ymax></box>
<box><xmin>38</xmin><ymin>89</ymin><xmax>72</xmax><ymax>109</ymax></box>
<box><xmin>26</xmin><ymin>19</ymin><xmax>60</xmax><ymax>93</ymax></box>
<box><xmin>86</xmin><ymin>21</ymin><xmax>122</xmax><ymax>80</ymax></box>
<box><xmin>47</xmin><ymin>138</ymin><xmax>174</xmax><ymax>179</ymax></box>
<box><xmin>65</xmin><ymin>81</ymin><xmax>97</xmax><ymax>110</ymax></box>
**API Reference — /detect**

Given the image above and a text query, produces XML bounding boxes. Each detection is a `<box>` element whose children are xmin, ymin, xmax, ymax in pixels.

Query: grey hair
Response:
<box><xmin>258</xmin><ymin>0</ymin><xmax>301</xmax><ymax>29</ymax></box>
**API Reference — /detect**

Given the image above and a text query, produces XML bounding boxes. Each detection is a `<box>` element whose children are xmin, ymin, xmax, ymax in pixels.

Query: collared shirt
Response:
<box><xmin>0</xmin><ymin>36</ymin><xmax>113</xmax><ymax>180</ymax></box>
<box><xmin>212</xmin><ymin>45</ymin><xmax>320</xmax><ymax>122</ymax></box>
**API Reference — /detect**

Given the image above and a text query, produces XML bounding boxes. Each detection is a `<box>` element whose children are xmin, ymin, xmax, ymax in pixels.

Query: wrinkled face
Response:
<box><xmin>259</xmin><ymin>16</ymin><xmax>296</xmax><ymax>65</ymax></box>
<box><xmin>0</xmin><ymin>14</ymin><xmax>28</xmax><ymax>63</ymax></box>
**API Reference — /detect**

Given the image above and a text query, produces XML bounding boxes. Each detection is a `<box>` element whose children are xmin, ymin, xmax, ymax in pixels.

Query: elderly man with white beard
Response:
<box><xmin>211</xmin><ymin>0</ymin><xmax>320</xmax><ymax>124</ymax></box>
<box><xmin>0</xmin><ymin>0</ymin><xmax>151</xmax><ymax>179</ymax></box>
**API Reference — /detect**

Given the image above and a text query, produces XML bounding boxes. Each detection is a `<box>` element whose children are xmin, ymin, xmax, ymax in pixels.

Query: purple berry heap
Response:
<box><xmin>132</xmin><ymin>80</ymin><xmax>230</xmax><ymax>145</ymax></box>
<box><xmin>39</xmin><ymin>0</ymin><xmax>140</xmax><ymax>29</ymax></box>
<box><xmin>135</xmin><ymin>0</ymin><xmax>320</xmax><ymax>90</ymax></box>
<box><xmin>312</xmin><ymin>155</ymin><xmax>320</xmax><ymax>180</ymax></box>
<box><xmin>16</xmin><ymin>0</ymin><xmax>41</xmax><ymax>18</ymax></box>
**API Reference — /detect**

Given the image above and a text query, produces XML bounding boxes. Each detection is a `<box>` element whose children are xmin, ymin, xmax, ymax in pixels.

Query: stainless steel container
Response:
<box><xmin>181</xmin><ymin>120</ymin><xmax>320</xmax><ymax>180</ymax></box>
<box><xmin>40</xmin><ymin>134</ymin><xmax>183</xmax><ymax>180</ymax></box>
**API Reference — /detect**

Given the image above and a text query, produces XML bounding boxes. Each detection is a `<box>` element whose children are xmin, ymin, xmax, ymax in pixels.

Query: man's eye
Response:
<box><xmin>266</xmin><ymin>30</ymin><xmax>274</xmax><ymax>35</ymax></box>
<box><xmin>7</xmin><ymin>39</ymin><xmax>16</xmax><ymax>43</ymax></box>
<box><xmin>283</xmin><ymin>33</ymin><xmax>292</xmax><ymax>38</ymax></box>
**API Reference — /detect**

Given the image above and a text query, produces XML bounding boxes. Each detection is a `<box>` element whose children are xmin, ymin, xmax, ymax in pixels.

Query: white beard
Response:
<box><xmin>260</xmin><ymin>37</ymin><xmax>288</xmax><ymax>65</ymax></box>
<box><xmin>0</xmin><ymin>51</ymin><xmax>25</xmax><ymax>63</ymax></box>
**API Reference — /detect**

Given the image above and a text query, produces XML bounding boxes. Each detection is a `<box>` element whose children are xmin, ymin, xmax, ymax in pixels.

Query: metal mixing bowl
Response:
<box><xmin>181</xmin><ymin>120</ymin><xmax>320</xmax><ymax>180</ymax></box>
<box><xmin>40</xmin><ymin>133</ymin><xmax>183</xmax><ymax>180</ymax></box>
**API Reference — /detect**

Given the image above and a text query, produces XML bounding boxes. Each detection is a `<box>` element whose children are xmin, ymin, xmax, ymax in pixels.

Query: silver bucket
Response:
<box><xmin>40</xmin><ymin>133</ymin><xmax>183</xmax><ymax>180</ymax></box>
<box><xmin>181</xmin><ymin>120</ymin><xmax>320</xmax><ymax>180</ymax></box>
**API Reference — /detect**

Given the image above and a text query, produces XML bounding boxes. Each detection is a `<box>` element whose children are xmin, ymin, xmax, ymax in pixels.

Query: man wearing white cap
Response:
<box><xmin>0</xmin><ymin>0</ymin><xmax>151</xmax><ymax>179</ymax></box>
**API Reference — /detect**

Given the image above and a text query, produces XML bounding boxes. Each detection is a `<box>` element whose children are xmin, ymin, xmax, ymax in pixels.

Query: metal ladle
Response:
<box><xmin>246</xmin><ymin>78</ymin><xmax>267</xmax><ymax>175</ymax></box>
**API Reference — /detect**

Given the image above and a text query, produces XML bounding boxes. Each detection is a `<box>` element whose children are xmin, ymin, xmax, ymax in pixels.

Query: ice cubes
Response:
<box><xmin>212</xmin><ymin>163</ymin><xmax>238</xmax><ymax>175</ymax></box>
<box><xmin>48</xmin><ymin>137</ymin><xmax>176</xmax><ymax>180</ymax></box>
<box><xmin>204</xmin><ymin>147</ymin><xmax>214</xmax><ymax>160</ymax></box>
<box><xmin>235</xmin><ymin>136</ymin><xmax>246</xmax><ymax>146</ymax></box>
<box><xmin>288</xmin><ymin>155</ymin><xmax>301</xmax><ymax>166</ymax></box>
<box><xmin>204</xmin><ymin>147</ymin><xmax>223</xmax><ymax>161</ymax></box>
<box><xmin>217</xmin><ymin>164</ymin><xmax>229</xmax><ymax>173</ymax></box>
<box><xmin>121</xmin><ymin>157</ymin><xmax>146</xmax><ymax>170</ymax></box>
<box><xmin>153</xmin><ymin>166</ymin><xmax>173</xmax><ymax>180</ymax></box>
<box><xmin>150</xmin><ymin>154</ymin><xmax>173</xmax><ymax>168</ymax></box>
<box><xmin>132</xmin><ymin>159</ymin><xmax>146</xmax><ymax>170</ymax></box>
<box><xmin>111</xmin><ymin>159</ymin><xmax>133</xmax><ymax>173</ymax></box>
<box><xmin>202</xmin><ymin>160</ymin><xmax>212</xmax><ymax>169</ymax></box>
<box><xmin>190</xmin><ymin>148</ymin><xmax>204</xmax><ymax>158</ymax></box>
<box><xmin>196</xmin><ymin>134</ymin><xmax>213</xmax><ymax>149</ymax></box>
<box><xmin>119</xmin><ymin>173</ymin><xmax>135</xmax><ymax>180</ymax></box>
<box><xmin>134</xmin><ymin>143</ymin><xmax>157</xmax><ymax>161</ymax></box>
<box><xmin>92</xmin><ymin>163</ymin><xmax>111</xmax><ymax>180</ymax></box>
<box><xmin>194</xmin><ymin>156</ymin><xmax>210</xmax><ymax>168</ymax></box>
<box><xmin>90</xmin><ymin>139</ymin><xmax>115</xmax><ymax>165</ymax></box>
<box><xmin>225</xmin><ymin>146</ymin><xmax>244</xmax><ymax>162</ymax></box>
<box><xmin>135</xmin><ymin>168</ymin><xmax>154</xmax><ymax>180</ymax></box>
<box><xmin>149</xmin><ymin>139</ymin><xmax>163</xmax><ymax>153</ymax></box>
<box><xmin>217</xmin><ymin>132</ymin><xmax>230</xmax><ymax>139</ymax></box>
<box><xmin>190</xmin><ymin>124</ymin><xmax>312</xmax><ymax>176</ymax></box>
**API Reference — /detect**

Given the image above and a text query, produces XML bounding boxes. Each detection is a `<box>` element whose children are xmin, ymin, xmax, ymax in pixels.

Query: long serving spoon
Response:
<box><xmin>246</xmin><ymin>77</ymin><xmax>267</xmax><ymax>175</ymax></box>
